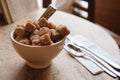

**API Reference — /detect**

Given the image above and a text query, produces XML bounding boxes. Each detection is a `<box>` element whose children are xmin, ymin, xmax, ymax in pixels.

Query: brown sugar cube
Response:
<box><xmin>33</xmin><ymin>21</ymin><xmax>40</xmax><ymax>30</ymax></box>
<box><xmin>39</xmin><ymin>27</ymin><xmax>51</xmax><ymax>36</ymax></box>
<box><xmin>15</xmin><ymin>36</ymin><xmax>23</xmax><ymax>42</ymax></box>
<box><xmin>30</xmin><ymin>34</ymin><xmax>39</xmax><ymax>41</ymax></box>
<box><xmin>15</xmin><ymin>36</ymin><xmax>24</xmax><ymax>42</ymax></box>
<box><xmin>32</xmin><ymin>29</ymin><xmax>39</xmax><ymax>35</ymax></box>
<box><xmin>27</xmin><ymin>20</ymin><xmax>39</xmax><ymax>28</ymax></box>
<box><xmin>19</xmin><ymin>38</ymin><xmax>30</xmax><ymax>45</ymax></box>
<box><xmin>32</xmin><ymin>39</ymin><xmax>41</xmax><ymax>46</ymax></box>
<box><xmin>14</xmin><ymin>25</ymin><xmax>25</xmax><ymax>37</ymax></box>
<box><xmin>47</xmin><ymin>22</ymin><xmax>56</xmax><ymax>29</ymax></box>
<box><xmin>38</xmin><ymin>17</ymin><xmax>48</xmax><ymax>27</ymax></box>
<box><xmin>24</xmin><ymin>31</ymin><xmax>31</xmax><ymax>39</ymax></box>
<box><xmin>25</xmin><ymin>22</ymin><xmax>36</xmax><ymax>32</ymax></box>
<box><xmin>40</xmin><ymin>34</ymin><xmax>53</xmax><ymax>45</ymax></box>
<box><xmin>50</xmin><ymin>29</ymin><xmax>62</xmax><ymax>42</ymax></box>
<box><xmin>57</xmin><ymin>25</ymin><xmax>70</xmax><ymax>37</ymax></box>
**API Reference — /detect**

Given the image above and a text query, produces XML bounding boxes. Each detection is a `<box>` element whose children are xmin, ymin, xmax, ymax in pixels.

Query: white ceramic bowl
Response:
<box><xmin>10</xmin><ymin>30</ymin><xmax>65</xmax><ymax>69</ymax></box>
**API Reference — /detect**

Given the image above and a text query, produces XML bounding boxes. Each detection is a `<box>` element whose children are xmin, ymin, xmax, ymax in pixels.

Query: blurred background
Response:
<box><xmin>0</xmin><ymin>0</ymin><xmax>120</xmax><ymax>46</ymax></box>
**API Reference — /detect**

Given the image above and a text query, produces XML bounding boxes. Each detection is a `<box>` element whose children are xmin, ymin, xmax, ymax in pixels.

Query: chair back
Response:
<box><xmin>72</xmin><ymin>0</ymin><xmax>95</xmax><ymax>22</ymax></box>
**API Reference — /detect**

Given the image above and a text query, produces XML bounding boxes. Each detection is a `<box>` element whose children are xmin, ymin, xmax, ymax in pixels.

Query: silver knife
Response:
<box><xmin>64</xmin><ymin>44</ymin><xmax>117</xmax><ymax>78</ymax></box>
<box><xmin>67</xmin><ymin>35</ymin><xmax>120</xmax><ymax>77</ymax></box>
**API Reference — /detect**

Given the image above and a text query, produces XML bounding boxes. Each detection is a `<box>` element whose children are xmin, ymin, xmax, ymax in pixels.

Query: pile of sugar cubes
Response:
<box><xmin>14</xmin><ymin>17</ymin><xmax>70</xmax><ymax>46</ymax></box>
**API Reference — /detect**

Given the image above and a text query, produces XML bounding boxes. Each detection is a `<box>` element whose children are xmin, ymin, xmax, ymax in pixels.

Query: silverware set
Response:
<box><xmin>64</xmin><ymin>35</ymin><xmax>120</xmax><ymax>78</ymax></box>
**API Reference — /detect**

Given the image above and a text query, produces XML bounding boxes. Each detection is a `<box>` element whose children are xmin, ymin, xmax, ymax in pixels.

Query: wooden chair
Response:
<box><xmin>43</xmin><ymin>0</ymin><xmax>52</xmax><ymax>8</ymax></box>
<box><xmin>72</xmin><ymin>0</ymin><xmax>95</xmax><ymax>22</ymax></box>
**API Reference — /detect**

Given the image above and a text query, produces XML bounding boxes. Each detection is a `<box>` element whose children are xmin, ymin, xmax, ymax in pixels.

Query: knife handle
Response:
<box><xmin>81</xmin><ymin>46</ymin><xmax>120</xmax><ymax>77</ymax></box>
<box><xmin>83</xmin><ymin>46</ymin><xmax>120</xmax><ymax>70</ymax></box>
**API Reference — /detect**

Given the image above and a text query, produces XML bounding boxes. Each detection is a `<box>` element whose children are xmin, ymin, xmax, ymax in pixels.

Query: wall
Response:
<box><xmin>95</xmin><ymin>0</ymin><xmax>120</xmax><ymax>35</ymax></box>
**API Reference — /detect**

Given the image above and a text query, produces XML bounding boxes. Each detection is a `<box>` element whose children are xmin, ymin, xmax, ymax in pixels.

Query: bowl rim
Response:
<box><xmin>10</xmin><ymin>29</ymin><xmax>66</xmax><ymax>48</ymax></box>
